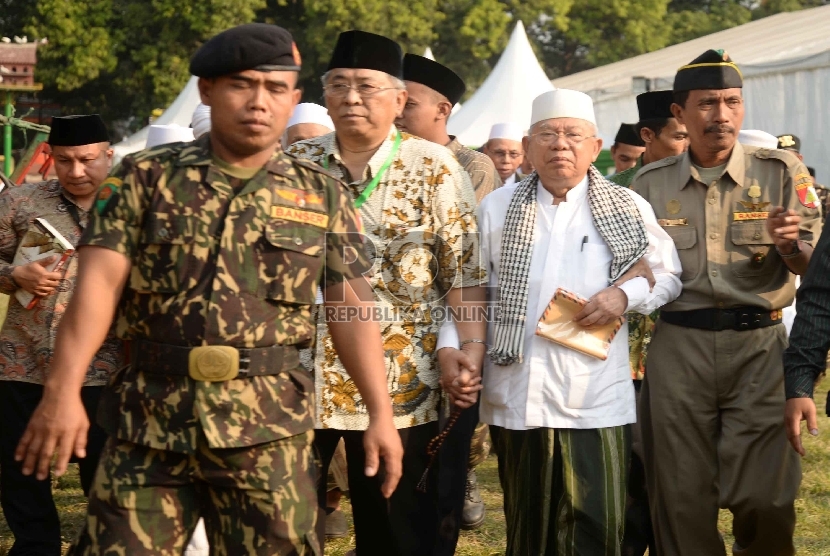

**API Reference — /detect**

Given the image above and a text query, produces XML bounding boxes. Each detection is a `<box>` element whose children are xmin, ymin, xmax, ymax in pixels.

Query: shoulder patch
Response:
<box><xmin>95</xmin><ymin>177</ymin><xmax>123</xmax><ymax>216</ymax></box>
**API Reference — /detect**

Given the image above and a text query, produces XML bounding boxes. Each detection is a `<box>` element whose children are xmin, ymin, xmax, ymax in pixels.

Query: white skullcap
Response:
<box><xmin>488</xmin><ymin>123</ymin><xmax>524</xmax><ymax>142</ymax></box>
<box><xmin>738</xmin><ymin>129</ymin><xmax>778</xmax><ymax>149</ymax></box>
<box><xmin>145</xmin><ymin>124</ymin><xmax>194</xmax><ymax>149</ymax></box>
<box><xmin>191</xmin><ymin>103</ymin><xmax>211</xmax><ymax>139</ymax></box>
<box><xmin>530</xmin><ymin>89</ymin><xmax>596</xmax><ymax>127</ymax></box>
<box><xmin>287</xmin><ymin>103</ymin><xmax>334</xmax><ymax>130</ymax></box>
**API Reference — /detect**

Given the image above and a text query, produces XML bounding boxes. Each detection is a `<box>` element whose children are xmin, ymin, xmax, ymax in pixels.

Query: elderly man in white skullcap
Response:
<box><xmin>438</xmin><ymin>89</ymin><xmax>682</xmax><ymax>556</ymax></box>
<box><xmin>283</xmin><ymin>102</ymin><xmax>334</xmax><ymax>147</ymax></box>
<box><xmin>483</xmin><ymin>122</ymin><xmax>525</xmax><ymax>186</ymax></box>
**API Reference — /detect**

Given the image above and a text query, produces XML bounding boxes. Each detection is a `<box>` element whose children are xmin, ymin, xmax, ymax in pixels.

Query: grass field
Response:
<box><xmin>2</xmin><ymin>382</ymin><xmax>830</xmax><ymax>555</ymax></box>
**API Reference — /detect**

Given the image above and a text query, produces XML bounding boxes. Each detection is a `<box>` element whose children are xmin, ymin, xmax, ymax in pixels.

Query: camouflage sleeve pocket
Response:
<box><xmin>128</xmin><ymin>213</ymin><xmax>201</xmax><ymax>293</ymax></box>
<box><xmin>256</xmin><ymin>220</ymin><xmax>326</xmax><ymax>304</ymax></box>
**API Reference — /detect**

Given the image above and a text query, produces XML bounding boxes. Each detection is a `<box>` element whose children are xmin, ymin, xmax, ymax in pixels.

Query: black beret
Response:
<box><xmin>48</xmin><ymin>115</ymin><xmax>109</xmax><ymax>147</ymax></box>
<box><xmin>777</xmin><ymin>133</ymin><xmax>801</xmax><ymax>152</ymax></box>
<box><xmin>674</xmin><ymin>49</ymin><xmax>743</xmax><ymax>92</ymax></box>
<box><xmin>636</xmin><ymin>90</ymin><xmax>675</xmax><ymax>121</ymax></box>
<box><xmin>189</xmin><ymin>23</ymin><xmax>301</xmax><ymax>78</ymax></box>
<box><xmin>808</xmin><ymin>166</ymin><xmax>815</xmax><ymax>178</ymax></box>
<box><xmin>327</xmin><ymin>30</ymin><xmax>403</xmax><ymax>78</ymax></box>
<box><xmin>614</xmin><ymin>123</ymin><xmax>644</xmax><ymax>147</ymax></box>
<box><xmin>402</xmin><ymin>54</ymin><xmax>466</xmax><ymax>106</ymax></box>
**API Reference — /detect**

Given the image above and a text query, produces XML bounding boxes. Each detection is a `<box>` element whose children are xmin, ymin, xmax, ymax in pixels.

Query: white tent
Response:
<box><xmin>112</xmin><ymin>76</ymin><xmax>201</xmax><ymax>163</ymax></box>
<box><xmin>552</xmin><ymin>5</ymin><xmax>830</xmax><ymax>183</ymax></box>
<box><xmin>447</xmin><ymin>21</ymin><xmax>554</xmax><ymax>147</ymax></box>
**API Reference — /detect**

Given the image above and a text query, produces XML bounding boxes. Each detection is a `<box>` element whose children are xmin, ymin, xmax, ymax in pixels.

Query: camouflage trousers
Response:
<box><xmin>69</xmin><ymin>432</ymin><xmax>320</xmax><ymax>556</ymax></box>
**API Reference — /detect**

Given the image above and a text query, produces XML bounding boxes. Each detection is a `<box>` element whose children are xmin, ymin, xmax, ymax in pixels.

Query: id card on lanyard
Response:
<box><xmin>324</xmin><ymin>132</ymin><xmax>402</xmax><ymax>209</ymax></box>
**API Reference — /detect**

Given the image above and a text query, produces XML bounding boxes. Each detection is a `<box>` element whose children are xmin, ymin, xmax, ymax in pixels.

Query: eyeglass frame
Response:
<box><xmin>490</xmin><ymin>149</ymin><xmax>524</xmax><ymax>160</ymax></box>
<box><xmin>529</xmin><ymin>130</ymin><xmax>597</xmax><ymax>147</ymax></box>
<box><xmin>323</xmin><ymin>83</ymin><xmax>403</xmax><ymax>98</ymax></box>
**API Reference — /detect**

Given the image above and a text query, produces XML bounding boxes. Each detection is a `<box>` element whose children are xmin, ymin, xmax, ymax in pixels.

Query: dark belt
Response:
<box><xmin>660</xmin><ymin>307</ymin><xmax>783</xmax><ymax>331</ymax></box>
<box><xmin>129</xmin><ymin>339</ymin><xmax>300</xmax><ymax>377</ymax></box>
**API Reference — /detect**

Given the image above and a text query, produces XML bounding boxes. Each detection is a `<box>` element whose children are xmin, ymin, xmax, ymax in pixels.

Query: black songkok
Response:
<box><xmin>402</xmin><ymin>54</ymin><xmax>466</xmax><ymax>106</ymax></box>
<box><xmin>48</xmin><ymin>115</ymin><xmax>109</xmax><ymax>146</ymax></box>
<box><xmin>327</xmin><ymin>30</ymin><xmax>403</xmax><ymax>78</ymax></box>
<box><xmin>636</xmin><ymin>90</ymin><xmax>675</xmax><ymax>121</ymax></box>
<box><xmin>614</xmin><ymin>123</ymin><xmax>644</xmax><ymax>147</ymax></box>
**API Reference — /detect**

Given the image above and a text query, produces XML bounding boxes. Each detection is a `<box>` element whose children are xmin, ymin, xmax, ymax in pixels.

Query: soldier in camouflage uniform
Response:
<box><xmin>14</xmin><ymin>23</ymin><xmax>403</xmax><ymax>555</ymax></box>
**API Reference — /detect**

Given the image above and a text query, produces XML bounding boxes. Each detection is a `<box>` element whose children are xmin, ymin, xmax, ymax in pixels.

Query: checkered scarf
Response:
<box><xmin>489</xmin><ymin>165</ymin><xmax>649</xmax><ymax>366</ymax></box>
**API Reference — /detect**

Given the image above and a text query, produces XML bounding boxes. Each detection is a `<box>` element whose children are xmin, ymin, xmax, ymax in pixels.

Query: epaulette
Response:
<box><xmin>637</xmin><ymin>154</ymin><xmax>681</xmax><ymax>175</ymax></box>
<box><xmin>751</xmin><ymin>147</ymin><xmax>801</xmax><ymax>168</ymax></box>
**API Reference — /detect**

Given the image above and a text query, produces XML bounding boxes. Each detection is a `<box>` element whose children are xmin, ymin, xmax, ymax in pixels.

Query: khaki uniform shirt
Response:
<box><xmin>446</xmin><ymin>136</ymin><xmax>502</xmax><ymax>202</ymax></box>
<box><xmin>288</xmin><ymin>127</ymin><xmax>486</xmax><ymax>430</ymax></box>
<box><xmin>631</xmin><ymin>143</ymin><xmax>821</xmax><ymax>312</ymax></box>
<box><xmin>0</xmin><ymin>180</ymin><xmax>122</xmax><ymax>385</ymax></box>
<box><xmin>81</xmin><ymin>136</ymin><xmax>371</xmax><ymax>453</ymax></box>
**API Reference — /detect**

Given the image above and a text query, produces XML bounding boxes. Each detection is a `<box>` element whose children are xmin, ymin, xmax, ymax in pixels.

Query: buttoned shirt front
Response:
<box><xmin>438</xmin><ymin>176</ymin><xmax>682</xmax><ymax>430</ymax></box>
<box><xmin>289</xmin><ymin>127</ymin><xmax>486</xmax><ymax>430</ymax></box>
<box><xmin>631</xmin><ymin>142</ymin><xmax>822</xmax><ymax>312</ymax></box>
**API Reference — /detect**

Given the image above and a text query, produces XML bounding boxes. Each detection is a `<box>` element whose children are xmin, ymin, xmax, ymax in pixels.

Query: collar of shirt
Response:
<box><xmin>679</xmin><ymin>140</ymin><xmax>746</xmax><ymax>190</ymax></box>
<box><xmin>321</xmin><ymin>126</ymin><xmax>399</xmax><ymax>184</ymax></box>
<box><xmin>536</xmin><ymin>174</ymin><xmax>588</xmax><ymax>205</ymax></box>
<box><xmin>175</xmin><ymin>134</ymin><xmax>295</xmax><ymax>179</ymax></box>
<box><xmin>446</xmin><ymin>136</ymin><xmax>462</xmax><ymax>157</ymax></box>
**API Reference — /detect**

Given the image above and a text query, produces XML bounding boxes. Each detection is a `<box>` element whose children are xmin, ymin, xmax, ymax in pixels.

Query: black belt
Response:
<box><xmin>129</xmin><ymin>339</ymin><xmax>300</xmax><ymax>377</ymax></box>
<box><xmin>660</xmin><ymin>307</ymin><xmax>783</xmax><ymax>331</ymax></box>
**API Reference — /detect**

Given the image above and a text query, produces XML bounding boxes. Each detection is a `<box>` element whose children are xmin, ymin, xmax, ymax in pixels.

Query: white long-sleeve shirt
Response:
<box><xmin>437</xmin><ymin>176</ymin><xmax>682</xmax><ymax>430</ymax></box>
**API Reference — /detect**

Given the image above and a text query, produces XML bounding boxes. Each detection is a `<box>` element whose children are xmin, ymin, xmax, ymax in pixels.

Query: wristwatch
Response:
<box><xmin>776</xmin><ymin>240</ymin><xmax>801</xmax><ymax>259</ymax></box>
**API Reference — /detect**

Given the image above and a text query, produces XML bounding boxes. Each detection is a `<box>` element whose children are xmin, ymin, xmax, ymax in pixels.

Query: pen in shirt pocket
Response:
<box><xmin>580</xmin><ymin>235</ymin><xmax>588</xmax><ymax>251</ymax></box>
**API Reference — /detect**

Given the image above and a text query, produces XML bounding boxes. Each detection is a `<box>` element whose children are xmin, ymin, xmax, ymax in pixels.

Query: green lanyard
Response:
<box><xmin>324</xmin><ymin>132</ymin><xmax>402</xmax><ymax>209</ymax></box>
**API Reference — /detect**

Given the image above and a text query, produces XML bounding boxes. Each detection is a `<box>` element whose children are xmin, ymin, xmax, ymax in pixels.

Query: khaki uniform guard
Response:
<box><xmin>633</xmin><ymin>121</ymin><xmax>821</xmax><ymax>554</ymax></box>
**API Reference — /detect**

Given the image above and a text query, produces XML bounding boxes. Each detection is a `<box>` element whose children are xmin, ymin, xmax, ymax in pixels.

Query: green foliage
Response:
<box><xmin>0</xmin><ymin>0</ymin><xmax>824</xmax><ymax>140</ymax></box>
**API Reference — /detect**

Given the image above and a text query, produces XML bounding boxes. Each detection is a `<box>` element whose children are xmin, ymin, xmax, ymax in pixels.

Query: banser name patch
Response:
<box><xmin>271</xmin><ymin>205</ymin><xmax>329</xmax><ymax>228</ymax></box>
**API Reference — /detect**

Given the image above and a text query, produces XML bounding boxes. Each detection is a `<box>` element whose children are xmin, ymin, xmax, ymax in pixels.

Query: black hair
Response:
<box><xmin>635</xmin><ymin>118</ymin><xmax>670</xmax><ymax>139</ymax></box>
<box><xmin>673</xmin><ymin>90</ymin><xmax>690</xmax><ymax>108</ymax></box>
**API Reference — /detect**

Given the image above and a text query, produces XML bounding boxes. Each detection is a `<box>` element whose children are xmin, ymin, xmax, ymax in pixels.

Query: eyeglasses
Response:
<box><xmin>531</xmin><ymin>131</ymin><xmax>595</xmax><ymax>146</ymax></box>
<box><xmin>323</xmin><ymin>83</ymin><xmax>400</xmax><ymax>98</ymax></box>
<box><xmin>491</xmin><ymin>150</ymin><xmax>523</xmax><ymax>160</ymax></box>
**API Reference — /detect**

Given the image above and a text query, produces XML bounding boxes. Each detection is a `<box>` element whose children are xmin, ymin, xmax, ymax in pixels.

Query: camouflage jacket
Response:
<box><xmin>289</xmin><ymin>127</ymin><xmax>486</xmax><ymax>431</ymax></box>
<box><xmin>0</xmin><ymin>180</ymin><xmax>122</xmax><ymax>386</ymax></box>
<box><xmin>81</xmin><ymin>135</ymin><xmax>371</xmax><ymax>453</ymax></box>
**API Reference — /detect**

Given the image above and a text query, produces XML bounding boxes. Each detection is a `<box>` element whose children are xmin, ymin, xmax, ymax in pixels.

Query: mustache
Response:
<box><xmin>704</xmin><ymin>124</ymin><xmax>735</xmax><ymax>135</ymax></box>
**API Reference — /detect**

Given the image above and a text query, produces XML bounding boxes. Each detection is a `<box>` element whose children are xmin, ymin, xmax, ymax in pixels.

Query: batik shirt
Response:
<box><xmin>0</xmin><ymin>180</ymin><xmax>122</xmax><ymax>385</ymax></box>
<box><xmin>289</xmin><ymin>127</ymin><xmax>486</xmax><ymax>430</ymax></box>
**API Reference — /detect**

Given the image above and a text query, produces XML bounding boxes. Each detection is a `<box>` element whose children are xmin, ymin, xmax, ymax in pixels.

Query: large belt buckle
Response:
<box><xmin>188</xmin><ymin>346</ymin><xmax>239</xmax><ymax>381</ymax></box>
